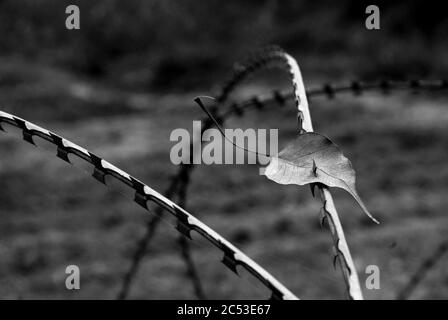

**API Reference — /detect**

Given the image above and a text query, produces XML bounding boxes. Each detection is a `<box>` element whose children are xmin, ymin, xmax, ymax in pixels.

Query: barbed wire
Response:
<box><xmin>0</xmin><ymin>110</ymin><xmax>298</xmax><ymax>300</ymax></box>
<box><xmin>221</xmin><ymin>79</ymin><xmax>448</xmax><ymax>118</ymax></box>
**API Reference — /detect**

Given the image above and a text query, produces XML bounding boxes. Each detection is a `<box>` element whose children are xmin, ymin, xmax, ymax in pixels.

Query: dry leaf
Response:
<box><xmin>265</xmin><ymin>132</ymin><xmax>378</xmax><ymax>224</ymax></box>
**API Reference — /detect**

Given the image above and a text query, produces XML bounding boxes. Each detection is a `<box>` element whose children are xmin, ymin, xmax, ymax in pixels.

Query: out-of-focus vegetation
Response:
<box><xmin>1</xmin><ymin>0</ymin><xmax>447</xmax><ymax>91</ymax></box>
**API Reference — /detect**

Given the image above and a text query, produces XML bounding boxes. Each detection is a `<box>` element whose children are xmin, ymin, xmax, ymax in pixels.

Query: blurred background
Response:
<box><xmin>0</xmin><ymin>0</ymin><xmax>447</xmax><ymax>299</ymax></box>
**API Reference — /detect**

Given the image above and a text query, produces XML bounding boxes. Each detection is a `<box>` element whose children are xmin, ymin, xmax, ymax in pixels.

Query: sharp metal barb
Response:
<box><xmin>134</xmin><ymin>192</ymin><xmax>148</xmax><ymax>210</ymax></box>
<box><xmin>319</xmin><ymin>206</ymin><xmax>327</xmax><ymax>228</ymax></box>
<box><xmin>56</xmin><ymin>147</ymin><xmax>71</xmax><ymax>163</ymax></box>
<box><xmin>312</xmin><ymin>159</ymin><xmax>318</xmax><ymax>177</ymax></box>
<box><xmin>222</xmin><ymin>254</ymin><xmax>239</xmax><ymax>275</ymax></box>
<box><xmin>91</xmin><ymin>167</ymin><xmax>106</xmax><ymax>184</ymax></box>
<box><xmin>333</xmin><ymin>254</ymin><xmax>339</xmax><ymax>270</ymax></box>
<box><xmin>23</xmin><ymin>131</ymin><xmax>36</xmax><ymax>145</ymax></box>
<box><xmin>310</xmin><ymin>183</ymin><xmax>317</xmax><ymax>198</ymax></box>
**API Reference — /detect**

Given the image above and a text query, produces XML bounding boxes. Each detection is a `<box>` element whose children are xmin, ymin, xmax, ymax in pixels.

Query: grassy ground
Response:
<box><xmin>0</xmin><ymin>58</ymin><xmax>447</xmax><ymax>300</ymax></box>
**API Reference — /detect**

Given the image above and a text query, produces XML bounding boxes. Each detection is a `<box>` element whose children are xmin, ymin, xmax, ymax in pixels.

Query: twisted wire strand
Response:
<box><xmin>0</xmin><ymin>110</ymin><xmax>298</xmax><ymax>300</ymax></box>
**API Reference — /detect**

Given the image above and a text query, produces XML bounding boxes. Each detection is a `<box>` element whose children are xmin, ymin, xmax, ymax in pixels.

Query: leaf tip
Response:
<box><xmin>363</xmin><ymin>206</ymin><xmax>380</xmax><ymax>224</ymax></box>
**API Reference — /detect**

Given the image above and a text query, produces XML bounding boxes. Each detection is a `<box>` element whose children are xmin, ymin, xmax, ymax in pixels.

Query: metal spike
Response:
<box><xmin>130</xmin><ymin>178</ymin><xmax>146</xmax><ymax>196</ymax></box>
<box><xmin>322</xmin><ymin>200</ymin><xmax>328</xmax><ymax>212</ymax></box>
<box><xmin>319</xmin><ymin>200</ymin><xmax>329</xmax><ymax>228</ymax></box>
<box><xmin>176</xmin><ymin>221</ymin><xmax>192</xmax><ymax>240</ymax></box>
<box><xmin>92</xmin><ymin>167</ymin><xmax>106</xmax><ymax>184</ymax></box>
<box><xmin>310</xmin><ymin>183</ymin><xmax>317</xmax><ymax>197</ymax></box>
<box><xmin>320</xmin><ymin>209</ymin><xmax>327</xmax><ymax>229</ymax></box>
<box><xmin>335</xmin><ymin>239</ymin><xmax>341</xmax><ymax>252</ymax></box>
<box><xmin>312</xmin><ymin>159</ymin><xmax>318</xmax><ymax>177</ymax></box>
<box><xmin>134</xmin><ymin>192</ymin><xmax>148</xmax><ymax>210</ymax></box>
<box><xmin>56</xmin><ymin>147</ymin><xmax>71</xmax><ymax>163</ymax></box>
<box><xmin>297</xmin><ymin>113</ymin><xmax>304</xmax><ymax>130</ymax></box>
<box><xmin>333</xmin><ymin>254</ymin><xmax>339</xmax><ymax>270</ymax></box>
<box><xmin>222</xmin><ymin>254</ymin><xmax>239</xmax><ymax>275</ymax></box>
<box><xmin>22</xmin><ymin>131</ymin><xmax>35</xmax><ymax>145</ymax></box>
